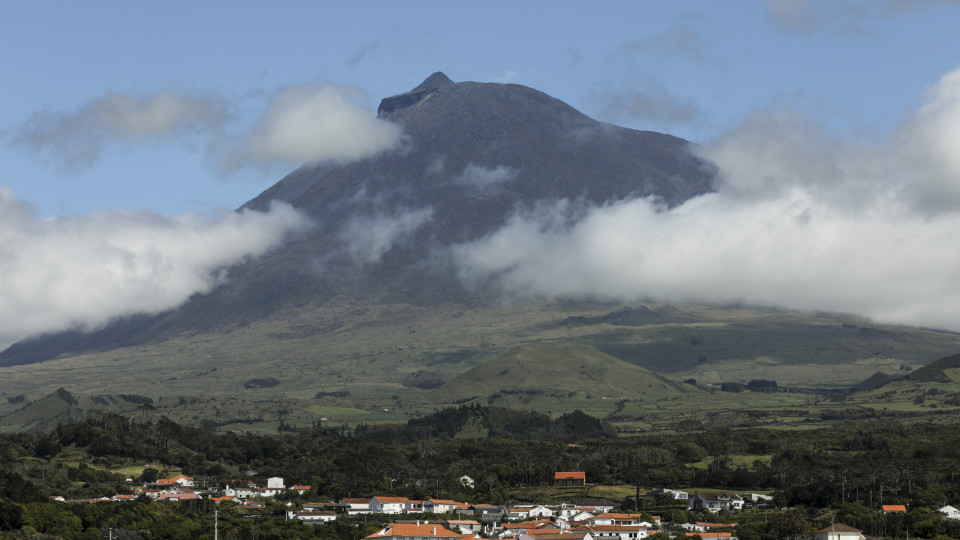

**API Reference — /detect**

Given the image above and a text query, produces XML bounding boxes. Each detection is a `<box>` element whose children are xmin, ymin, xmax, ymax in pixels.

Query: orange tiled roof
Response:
<box><xmin>882</xmin><ymin>504</ymin><xmax>907</xmax><ymax>512</ymax></box>
<box><xmin>554</xmin><ymin>471</ymin><xmax>586</xmax><ymax>480</ymax></box>
<box><xmin>366</xmin><ymin>523</ymin><xmax>462</xmax><ymax>538</ymax></box>
<box><xmin>374</xmin><ymin>496</ymin><xmax>410</xmax><ymax>503</ymax></box>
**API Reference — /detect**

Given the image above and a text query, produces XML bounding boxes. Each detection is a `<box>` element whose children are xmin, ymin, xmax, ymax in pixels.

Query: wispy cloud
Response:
<box><xmin>452</xmin><ymin>64</ymin><xmax>960</xmax><ymax>332</ymax></box>
<box><xmin>8</xmin><ymin>88</ymin><xmax>230</xmax><ymax>172</ymax></box>
<box><xmin>454</xmin><ymin>163</ymin><xmax>519</xmax><ymax>189</ymax></box>
<box><xmin>765</xmin><ymin>0</ymin><xmax>956</xmax><ymax>35</ymax></box>
<box><xmin>616</xmin><ymin>24</ymin><xmax>707</xmax><ymax>63</ymax></box>
<box><xmin>0</xmin><ymin>187</ymin><xmax>311</xmax><ymax>349</ymax></box>
<box><xmin>7</xmin><ymin>83</ymin><xmax>403</xmax><ymax>176</ymax></box>
<box><xmin>591</xmin><ymin>78</ymin><xmax>700</xmax><ymax>128</ymax></box>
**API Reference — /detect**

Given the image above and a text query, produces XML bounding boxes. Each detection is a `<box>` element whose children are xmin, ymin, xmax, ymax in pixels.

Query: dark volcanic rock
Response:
<box><xmin>0</xmin><ymin>72</ymin><xmax>716</xmax><ymax>366</ymax></box>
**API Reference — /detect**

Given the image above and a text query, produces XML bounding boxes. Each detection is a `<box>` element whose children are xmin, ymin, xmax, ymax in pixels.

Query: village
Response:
<box><xmin>46</xmin><ymin>469</ymin><xmax>958</xmax><ymax>540</ymax></box>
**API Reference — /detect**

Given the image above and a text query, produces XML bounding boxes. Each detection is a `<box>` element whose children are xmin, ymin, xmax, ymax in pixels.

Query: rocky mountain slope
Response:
<box><xmin>1</xmin><ymin>72</ymin><xmax>716</xmax><ymax>366</ymax></box>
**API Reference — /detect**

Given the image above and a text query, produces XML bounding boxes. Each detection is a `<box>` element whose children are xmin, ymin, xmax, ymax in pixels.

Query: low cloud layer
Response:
<box><xmin>7</xmin><ymin>84</ymin><xmax>402</xmax><ymax>174</ymax></box>
<box><xmin>453</xmin><ymin>65</ymin><xmax>960</xmax><ymax>332</ymax></box>
<box><xmin>0</xmin><ymin>188</ymin><xmax>311</xmax><ymax>349</ymax></box>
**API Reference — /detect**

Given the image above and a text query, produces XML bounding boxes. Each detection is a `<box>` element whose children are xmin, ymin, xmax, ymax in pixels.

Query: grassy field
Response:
<box><xmin>2</xmin><ymin>300</ymin><xmax>959</xmax><ymax>433</ymax></box>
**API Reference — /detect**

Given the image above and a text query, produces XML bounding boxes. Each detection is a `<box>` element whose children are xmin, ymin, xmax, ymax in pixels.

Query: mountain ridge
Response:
<box><xmin>1</xmin><ymin>72</ymin><xmax>716</xmax><ymax>366</ymax></box>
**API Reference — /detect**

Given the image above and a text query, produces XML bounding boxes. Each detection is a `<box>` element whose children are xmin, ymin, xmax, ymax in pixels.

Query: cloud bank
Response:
<box><xmin>0</xmin><ymin>188</ymin><xmax>311</xmax><ymax>349</ymax></box>
<box><xmin>7</xmin><ymin>84</ymin><xmax>402</xmax><ymax>174</ymax></box>
<box><xmin>453</xmin><ymin>65</ymin><xmax>960</xmax><ymax>332</ymax></box>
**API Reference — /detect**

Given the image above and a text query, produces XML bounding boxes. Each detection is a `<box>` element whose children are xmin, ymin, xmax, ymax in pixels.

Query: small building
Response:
<box><xmin>880</xmin><ymin>504</ymin><xmax>907</xmax><ymax>514</ymax></box>
<box><xmin>814</xmin><ymin>523</ymin><xmax>865</xmax><ymax>540</ymax></box>
<box><xmin>555</xmin><ymin>472</ymin><xmax>586</xmax><ymax>486</ymax></box>
<box><xmin>370</xmin><ymin>496</ymin><xmax>410</xmax><ymax>515</ymax></box>
<box><xmin>939</xmin><ymin>505</ymin><xmax>960</xmax><ymax>519</ymax></box>
<box><xmin>292</xmin><ymin>510</ymin><xmax>337</xmax><ymax>523</ymax></box>
<box><xmin>689</xmin><ymin>492</ymin><xmax>744</xmax><ymax>513</ymax></box>
<box><xmin>654</xmin><ymin>488</ymin><xmax>690</xmax><ymax>500</ymax></box>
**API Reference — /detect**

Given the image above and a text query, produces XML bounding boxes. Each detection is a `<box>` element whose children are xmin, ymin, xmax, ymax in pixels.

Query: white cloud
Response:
<box><xmin>452</xmin><ymin>64</ymin><xmax>960</xmax><ymax>332</ymax></box>
<box><xmin>0</xmin><ymin>186</ymin><xmax>311</xmax><ymax>349</ymax></box>
<box><xmin>617</xmin><ymin>24</ymin><xmax>707</xmax><ymax>63</ymax></box>
<box><xmin>7</xmin><ymin>83</ymin><xmax>404</xmax><ymax>175</ymax></box>
<box><xmin>454</xmin><ymin>164</ymin><xmax>519</xmax><ymax>189</ymax></box>
<box><xmin>339</xmin><ymin>207</ymin><xmax>433</xmax><ymax>264</ymax></box>
<box><xmin>234</xmin><ymin>84</ymin><xmax>404</xmax><ymax>169</ymax></box>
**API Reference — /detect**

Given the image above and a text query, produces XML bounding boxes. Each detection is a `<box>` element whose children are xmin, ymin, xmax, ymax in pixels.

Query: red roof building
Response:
<box><xmin>554</xmin><ymin>471</ymin><xmax>586</xmax><ymax>486</ymax></box>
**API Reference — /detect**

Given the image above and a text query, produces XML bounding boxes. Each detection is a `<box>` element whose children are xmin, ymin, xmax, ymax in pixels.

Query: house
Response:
<box><xmin>526</xmin><ymin>505</ymin><xmax>555</xmax><ymax>518</ymax></box>
<box><xmin>292</xmin><ymin>484</ymin><xmax>312</xmax><ymax>495</ymax></box>
<box><xmin>445</xmin><ymin>519</ymin><xmax>481</xmax><ymax>533</ymax></box>
<box><xmin>689</xmin><ymin>492</ymin><xmax>744</xmax><ymax>513</ymax></box>
<box><xmin>502</xmin><ymin>519</ymin><xmax>555</xmax><ymax>536</ymax></box>
<box><xmin>157</xmin><ymin>474</ymin><xmax>194</xmax><ymax>487</ymax></box>
<box><xmin>460</xmin><ymin>475</ymin><xmax>476</xmax><ymax>489</ymax></box>
<box><xmin>653</xmin><ymin>488</ymin><xmax>690</xmax><ymax>500</ymax></box>
<box><xmin>341</xmin><ymin>497</ymin><xmax>373</xmax><ymax>515</ymax></box>
<box><xmin>880</xmin><ymin>504</ymin><xmax>906</xmax><ymax>514</ymax></box>
<box><xmin>573</xmin><ymin>500</ymin><xmax>616</xmax><ymax>513</ymax></box>
<box><xmin>814</xmin><ymin>523</ymin><xmax>865</xmax><ymax>540</ymax></box>
<box><xmin>424</xmin><ymin>499</ymin><xmax>462</xmax><ymax>514</ymax></box>
<box><xmin>158</xmin><ymin>492</ymin><xmax>198</xmax><ymax>501</ymax></box>
<box><xmin>292</xmin><ymin>510</ymin><xmax>337</xmax><ymax>523</ymax></box>
<box><xmin>371</xmin><ymin>496</ymin><xmax>410</xmax><ymax>514</ymax></box>
<box><xmin>365</xmin><ymin>521</ymin><xmax>469</xmax><ymax>539</ymax></box>
<box><xmin>686</xmin><ymin>534</ymin><xmax>732</xmax><ymax>540</ymax></box>
<box><xmin>572</xmin><ymin>523</ymin><xmax>648</xmax><ymax>539</ymax></box>
<box><xmin>261</xmin><ymin>477</ymin><xmax>286</xmax><ymax>497</ymax></box>
<box><xmin>587</xmin><ymin>513</ymin><xmax>643</xmax><ymax>526</ymax></box>
<box><xmin>939</xmin><ymin>505</ymin><xmax>960</xmax><ymax>519</ymax></box>
<box><xmin>519</xmin><ymin>534</ymin><xmax>594</xmax><ymax>540</ymax></box>
<box><xmin>555</xmin><ymin>472</ymin><xmax>587</xmax><ymax>486</ymax></box>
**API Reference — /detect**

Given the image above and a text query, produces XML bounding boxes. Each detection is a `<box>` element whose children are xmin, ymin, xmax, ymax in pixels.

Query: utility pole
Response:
<box><xmin>213</xmin><ymin>509</ymin><xmax>218</xmax><ymax>540</ymax></box>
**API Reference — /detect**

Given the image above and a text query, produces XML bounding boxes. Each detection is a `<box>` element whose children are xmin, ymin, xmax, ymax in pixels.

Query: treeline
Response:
<box><xmin>355</xmin><ymin>404</ymin><xmax>618</xmax><ymax>441</ymax></box>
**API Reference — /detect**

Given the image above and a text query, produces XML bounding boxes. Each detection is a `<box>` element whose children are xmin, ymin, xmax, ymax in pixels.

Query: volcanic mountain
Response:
<box><xmin>0</xmin><ymin>72</ymin><xmax>717</xmax><ymax>366</ymax></box>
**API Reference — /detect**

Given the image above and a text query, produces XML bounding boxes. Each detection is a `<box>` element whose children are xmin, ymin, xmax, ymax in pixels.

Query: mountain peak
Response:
<box><xmin>411</xmin><ymin>71</ymin><xmax>454</xmax><ymax>93</ymax></box>
<box><xmin>378</xmin><ymin>71</ymin><xmax>455</xmax><ymax>117</ymax></box>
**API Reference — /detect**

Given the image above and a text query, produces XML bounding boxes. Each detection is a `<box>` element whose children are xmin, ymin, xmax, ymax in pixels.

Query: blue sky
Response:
<box><xmin>3</xmin><ymin>0</ymin><xmax>960</xmax><ymax>348</ymax></box>
<box><xmin>3</xmin><ymin>0</ymin><xmax>959</xmax><ymax>216</ymax></box>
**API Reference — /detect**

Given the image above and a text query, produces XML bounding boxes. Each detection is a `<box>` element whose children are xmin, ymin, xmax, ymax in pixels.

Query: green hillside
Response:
<box><xmin>433</xmin><ymin>343</ymin><xmax>689</xmax><ymax>404</ymax></box>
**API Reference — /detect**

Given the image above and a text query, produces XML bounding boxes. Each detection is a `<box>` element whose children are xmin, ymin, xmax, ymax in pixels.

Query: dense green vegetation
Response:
<box><xmin>3</xmin><ymin>409</ymin><xmax>960</xmax><ymax>538</ymax></box>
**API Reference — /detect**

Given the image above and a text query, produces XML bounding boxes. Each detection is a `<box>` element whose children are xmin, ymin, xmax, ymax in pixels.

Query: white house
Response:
<box><xmin>291</xmin><ymin>510</ymin><xmax>337</xmax><ymax>523</ymax></box>
<box><xmin>654</xmin><ymin>488</ymin><xmax>689</xmax><ymax>500</ymax></box>
<box><xmin>341</xmin><ymin>497</ymin><xmax>373</xmax><ymax>515</ymax></box>
<box><xmin>519</xmin><ymin>533</ymin><xmax>594</xmax><ymax>540</ymax></box>
<box><xmin>526</xmin><ymin>505</ymin><xmax>554</xmax><ymax>518</ymax></box>
<box><xmin>814</xmin><ymin>523</ymin><xmax>865</xmax><ymax>540</ymax></box>
<box><xmin>689</xmin><ymin>492</ymin><xmax>744</xmax><ymax>513</ymax></box>
<box><xmin>423</xmin><ymin>499</ymin><xmax>460</xmax><ymax>514</ymax></box>
<box><xmin>370</xmin><ymin>496</ymin><xmax>409</xmax><ymax>514</ymax></box>
<box><xmin>941</xmin><ymin>505</ymin><xmax>960</xmax><ymax>519</ymax></box>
